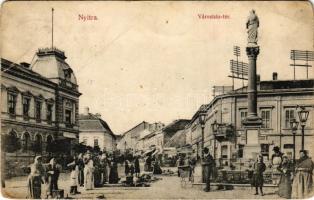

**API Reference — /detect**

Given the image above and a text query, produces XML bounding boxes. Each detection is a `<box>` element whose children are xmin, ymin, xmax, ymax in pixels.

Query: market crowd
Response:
<box><xmin>176</xmin><ymin>146</ymin><xmax>314</xmax><ymax>199</ymax></box>
<box><xmin>27</xmin><ymin>150</ymin><xmax>123</xmax><ymax>199</ymax></box>
<box><xmin>26</xmin><ymin>148</ymin><xmax>165</xmax><ymax>199</ymax></box>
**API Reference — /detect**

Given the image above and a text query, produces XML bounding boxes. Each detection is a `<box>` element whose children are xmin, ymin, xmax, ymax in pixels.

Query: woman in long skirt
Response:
<box><xmin>292</xmin><ymin>150</ymin><xmax>314</xmax><ymax>199</ymax></box>
<box><xmin>134</xmin><ymin>156</ymin><xmax>140</xmax><ymax>177</ymax></box>
<box><xmin>278</xmin><ymin>156</ymin><xmax>293</xmax><ymax>199</ymax></box>
<box><xmin>28</xmin><ymin>156</ymin><xmax>45</xmax><ymax>199</ymax></box>
<box><xmin>84</xmin><ymin>159</ymin><xmax>94</xmax><ymax>190</ymax></box>
<box><xmin>109</xmin><ymin>156</ymin><xmax>119</xmax><ymax>184</ymax></box>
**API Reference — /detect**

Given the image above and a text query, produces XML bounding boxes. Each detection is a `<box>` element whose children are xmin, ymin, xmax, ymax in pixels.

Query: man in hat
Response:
<box><xmin>202</xmin><ymin>147</ymin><xmax>214</xmax><ymax>192</ymax></box>
<box><xmin>292</xmin><ymin>150</ymin><xmax>314</xmax><ymax>199</ymax></box>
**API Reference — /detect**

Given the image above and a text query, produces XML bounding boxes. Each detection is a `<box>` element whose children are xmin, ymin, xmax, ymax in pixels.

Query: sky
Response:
<box><xmin>1</xmin><ymin>1</ymin><xmax>313</xmax><ymax>134</ymax></box>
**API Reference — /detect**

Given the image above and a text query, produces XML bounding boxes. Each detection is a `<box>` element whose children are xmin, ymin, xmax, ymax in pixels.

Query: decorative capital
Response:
<box><xmin>246</xmin><ymin>46</ymin><xmax>260</xmax><ymax>58</ymax></box>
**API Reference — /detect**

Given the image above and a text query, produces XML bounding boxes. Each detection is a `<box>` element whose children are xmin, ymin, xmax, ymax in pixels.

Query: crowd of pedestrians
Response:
<box><xmin>27</xmin><ymin>150</ymin><xmax>121</xmax><ymax>198</ymax></box>
<box><xmin>248</xmin><ymin>147</ymin><xmax>314</xmax><ymax>199</ymax></box>
<box><xmin>26</xmin><ymin>145</ymin><xmax>314</xmax><ymax>199</ymax></box>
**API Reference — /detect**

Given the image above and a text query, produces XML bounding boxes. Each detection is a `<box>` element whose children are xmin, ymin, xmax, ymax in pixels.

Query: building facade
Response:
<box><xmin>79</xmin><ymin>107</ymin><xmax>116</xmax><ymax>152</ymax></box>
<box><xmin>140</xmin><ymin>119</ymin><xmax>190</xmax><ymax>152</ymax></box>
<box><xmin>117</xmin><ymin>121</ymin><xmax>164</xmax><ymax>153</ymax></box>
<box><xmin>185</xmin><ymin>78</ymin><xmax>314</xmax><ymax>166</ymax></box>
<box><xmin>1</xmin><ymin>48</ymin><xmax>81</xmax><ymax>170</ymax></box>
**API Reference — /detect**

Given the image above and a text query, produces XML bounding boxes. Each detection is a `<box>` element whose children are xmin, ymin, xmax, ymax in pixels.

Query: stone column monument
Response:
<box><xmin>242</xmin><ymin>10</ymin><xmax>263</xmax><ymax>159</ymax></box>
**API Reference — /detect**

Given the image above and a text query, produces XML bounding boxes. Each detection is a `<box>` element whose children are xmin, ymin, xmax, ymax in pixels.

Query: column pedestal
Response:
<box><xmin>243</xmin><ymin>45</ymin><xmax>263</xmax><ymax>159</ymax></box>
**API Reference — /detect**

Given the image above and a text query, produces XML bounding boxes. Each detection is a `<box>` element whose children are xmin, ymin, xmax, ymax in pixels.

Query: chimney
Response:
<box><xmin>20</xmin><ymin>62</ymin><xmax>30</xmax><ymax>68</ymax></box>
<box><xmin>84</xmin><ymin>107</ymin><xmax>89</xmax><ymax>115</ymax></box>
<box><xmin>256</xmin><ymin>74</ymin><xmax>260</xmax><ymax>83</ymax></box>
<box><xmin>272</xmin><ymin>72</ymin><xmax>278</xmax><ymax>80</ymax></box>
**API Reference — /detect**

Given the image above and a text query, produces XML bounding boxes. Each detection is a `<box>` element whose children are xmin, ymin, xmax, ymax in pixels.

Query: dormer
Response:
<box><xmin>30</xmin><ymin>47</ymin><xmax>78</xmax><ymax>90</ymax></box>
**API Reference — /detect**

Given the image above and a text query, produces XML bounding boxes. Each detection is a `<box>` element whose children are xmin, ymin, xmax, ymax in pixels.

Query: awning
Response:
<box><xmin>143</xmin><ymin>149</ymin><xmax>155</xmax><ymax>156</ymax></box>
<box><xmin>151</xmin><ymin>149</ymin><xmax>159</xmax><ymax>156</ymax></box>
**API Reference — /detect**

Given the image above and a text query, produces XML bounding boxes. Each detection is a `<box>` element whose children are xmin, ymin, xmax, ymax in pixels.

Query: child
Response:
<box><xmin>70</xmin><ymin>164</ymin><xmax>80</xmax><ymax>195</ymax></box>
<box><xmin>252</xmin><ymin>155</ymin><xmax>266</xmax><ymax>196</ymax></box>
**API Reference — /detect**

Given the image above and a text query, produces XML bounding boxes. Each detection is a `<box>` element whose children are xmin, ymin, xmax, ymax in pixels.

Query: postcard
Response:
<box><xmin>1</xmin><ymin>1</ymin><xmax>313</xmax><ymax>199</ymax></box>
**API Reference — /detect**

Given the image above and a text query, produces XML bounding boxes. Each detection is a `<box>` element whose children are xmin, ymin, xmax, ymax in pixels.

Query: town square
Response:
<box><xmin>0</xmin><ymin>1</ymin><xmax>314</xmax><ymax>199</ymax></box>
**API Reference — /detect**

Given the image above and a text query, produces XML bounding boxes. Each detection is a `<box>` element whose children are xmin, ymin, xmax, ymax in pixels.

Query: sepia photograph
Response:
<box><xmin>0</xmin><ymin>1</ymin><xmax>313</xmax><ymax>199</ymax></box>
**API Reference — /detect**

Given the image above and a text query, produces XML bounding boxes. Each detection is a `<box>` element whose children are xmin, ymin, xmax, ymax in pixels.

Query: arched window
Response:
<box><xmin>46</xmin><ymin>135</ymin><xmax>53</xmax><ymax>153</ymax></box>
<box><xmin>3</xmin><ymin>131</ymin><xmax>21</xmax><ymax>153</ymax></box>
<box><xmin>22</xmin><ymin>132</ymin><xmax>30</xmax><ymax>152</ymax></box>
<box><xmin>33</xmin><ymin>134</ymin><xmax>43</xmax><ymax>154</ymax></box>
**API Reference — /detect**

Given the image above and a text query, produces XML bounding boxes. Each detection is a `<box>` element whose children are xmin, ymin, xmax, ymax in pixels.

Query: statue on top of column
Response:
<box><xmin>246</xmin><ymin>10</ymin><xmax>259</xmax><ymax>47</ymax></box>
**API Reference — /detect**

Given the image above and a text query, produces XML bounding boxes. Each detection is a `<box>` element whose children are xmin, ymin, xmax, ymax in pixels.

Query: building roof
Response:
<box><xmin>164</xmin><ymin>129</ymin><xmax>186</xmax><ymax>148</ymax></box>
<box><xmin>1</xmin><ymin>58</ymin><xmax>57</xmax><ymax>89</ymax></box>
<box><xmin>79</xmin><ymin>113</ymin><xmax>116</xmax><ymax>139</ymax></box>
<box><xmin>31</xmin><ymin>48</ymin><xmax>77</xmax><ymax>85</ymax></box>
<box><xmin>121</xmin><ymin>121</ymin><xmax>148</xmax><ymax>136</ymax></box>
<box><xmin>163</xmin><ymin>119</ymin><xmax>190</xmax><ymax>133</ymax></box>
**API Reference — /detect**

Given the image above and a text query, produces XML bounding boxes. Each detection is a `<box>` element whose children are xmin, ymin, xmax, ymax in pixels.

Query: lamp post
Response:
<box><xmin>290</xmin><ymin>119</ymin><xmax>299</xmax><ymax>163</ymax></box>
<box><xmin>198</xmin><ymin>110</ymin><xmax>207</xmax><ymax>184</ymax></box>
<box><xmin>298</xmin><ymin>107</ymin><xmax>309</xmax><ymax>151</ymax></box>
<box><xmin>199</xmin><ymin>110</ymin><xmax>207</xmax><ymax>159</ymax></box>
<box><xmin>211</xmin><ymin>120</ymin><xmax>219</xmax><ymax>160</ymax></box>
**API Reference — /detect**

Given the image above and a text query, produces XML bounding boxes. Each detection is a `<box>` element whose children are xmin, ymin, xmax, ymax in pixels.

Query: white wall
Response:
<box><xmin>79</xmin><ymin>131</ymin><xmax>115</xmax><ymax>152</ymax></box>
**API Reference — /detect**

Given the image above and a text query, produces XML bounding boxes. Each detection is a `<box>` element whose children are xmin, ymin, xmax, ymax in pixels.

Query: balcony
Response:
<box><xmin>214</xmin><ymin>124</ymin><xmax>235</xmax><ymax>142</ymax></box>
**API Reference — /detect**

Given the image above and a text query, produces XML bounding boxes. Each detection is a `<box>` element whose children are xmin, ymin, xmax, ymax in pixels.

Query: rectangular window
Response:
<box><xmin>65</xmin><ymin>109</ymin><xmax>72</xmax><ymax>124</ymax></box>
<box><xmin>221</xmin><ymin>145</ymin><xmax>228</xmax><ymax>159</ymax></box>
<box><xmin>285</xmin><ymin>109</ymin><xmax>295</xmax><ymax>128</ymax></box>
<box><xmin>22</xmin><ymin>97</ymin><xmax>30</xmax><ymax>117</ymax></box>
<box><xmin>260</xmin><ymin>144</ymin><xmax>269</xmax><ymax>158</ymax></box>
<box><xmin>261</xmin><ymin>110</ymin><xmax>271</xmax><ymax>128</ymax></box>
<box><xmin>238</xmin><ymin>144</ymin><xmax>244</xmax><ymax>158</ymax></box>
<box><xmin>94</xmin><ymin>139</ymin><xmax>99</xmax><ymax>147</ymax></box>
<box><xmin>240</xmin><ymin>110</ymin><xmax>247</xmax><ymax>127</ymax></box>
<box><xmin>8</xmin><ymin>93</ymin><xmax>17</xmax><ymax>115</ymax></box>
<box><xmin>47</xmin><ymin>104</ymin><xmax>53</xmax><ymax>123</ymax></box>
<box><xmin>35</xmin><ymin>101</ymin><xmax>41</xmax><ymax>122</ymax></box>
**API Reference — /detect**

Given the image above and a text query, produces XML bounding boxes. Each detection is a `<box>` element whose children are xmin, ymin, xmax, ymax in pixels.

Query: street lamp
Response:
<box><xmin>199</xmin><ymin>110</ymin><xmax>207</xmax><ymax>159</ymax></box>
<box><xmin>290</xmin><ymin>118</ymin><xmax>299</xmax><ymax>163</ymax></box>
<box><xmin>298</xmin><ymin>107</ymin><xmax>309</xmax><ymax>151</ymax></box>
<box><xmin>211</xmin><ymin>120</ymin><xmax>219</xmax><ymax>160</ymax></box>
<box><xmin>199</xmin><ymin>110</ymin><xmax>207</xmax><ymax>185</ymax></box>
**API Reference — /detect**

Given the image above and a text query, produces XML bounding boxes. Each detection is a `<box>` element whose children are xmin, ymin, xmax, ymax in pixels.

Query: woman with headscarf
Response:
<box><xmin>27</xmin><ymin>156</ymin><xmax>45</xmax><ymax>199</ymax></box>
<box><xmin>45</xmin><ymin>158</ymin><xmax>60</xmax><ymax>198</ymax></box>
<box><xmin>292</xmin><ymin>150</ymin><xmax>314</xmax><ymax>199</ymax></box>
<box><xmin>278</xmin><ymin>156</ymin><xmax>293</xmax><ymax>199</ymax></box>
<box><xmin>84</xmin><ymin>158</ymin><xmax>94</xmax><ymax>190</ymax></box>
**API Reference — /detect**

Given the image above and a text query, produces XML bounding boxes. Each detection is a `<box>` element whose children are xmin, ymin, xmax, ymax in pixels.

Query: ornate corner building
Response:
<box><xmin>1</xmin><ymin>48</ymin><xmax>81</xmax><ymax>168</ymax></box>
